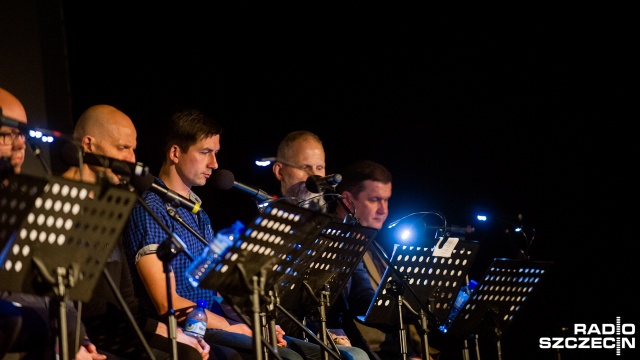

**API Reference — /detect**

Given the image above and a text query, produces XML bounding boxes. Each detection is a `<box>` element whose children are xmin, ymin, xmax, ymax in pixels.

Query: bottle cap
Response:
<box><xmin>197</xmin><ymin>299</ymin><xmax>207</xmax><ymax>308</ymax></box>
<box><xmin>468</xmin><ymin>279</ymin><xmax>478</xmax><ymax>290</ymax></box>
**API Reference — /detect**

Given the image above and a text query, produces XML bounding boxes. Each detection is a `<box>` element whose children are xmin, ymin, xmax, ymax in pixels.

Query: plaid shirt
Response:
<box><xmin>122</xmin><ymin>177</ymin><xmax>223</xmax><ymax>320</ymax></box>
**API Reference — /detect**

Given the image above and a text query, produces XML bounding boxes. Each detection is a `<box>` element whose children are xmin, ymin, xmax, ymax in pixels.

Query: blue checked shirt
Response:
<box><xmin>122</xmin><ymin>177</ymin><xmax>223</xmax><ymax>320</ymax></box>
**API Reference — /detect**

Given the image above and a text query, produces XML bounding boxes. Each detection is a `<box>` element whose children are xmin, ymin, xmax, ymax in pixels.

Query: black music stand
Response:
<box><xmin>276</xmin><ymin>221</ymin><xmax>379</xmax><ymax>314</ymax></box>
<box><xmin>274</xmin><ymin>221</ymin><xmax>378</xmax><ymax>359</ymax></box>
<box><xmin>441</xmin><ymin>258</ymin><xmax>553</xmax><ymax>360</ymax></box>
<box><xmin>193</xmin><ymin>199</ymin><xmax>336</xmax><ymax>360</ymax></box>
<box><xmin>359</xmin><ymin>237</ymin><xmax>479</xmax><ymax>360</ymax></box>
<box><xmin>0</xmin><ymin>174</ymin><xmax>137</xmax><ymax>360</ymax></box>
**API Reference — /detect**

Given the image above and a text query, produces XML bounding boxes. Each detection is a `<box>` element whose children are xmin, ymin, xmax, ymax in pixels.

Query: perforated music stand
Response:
<box><xmin>442</xmin><ymin>258</ymin><xmax>553</xmax><ymax>359</ymax></box>
<box><xmin>357</xmin><ymin>237</ymin><xmax>479</xmax><ymax>360</ymax></box>
<box><xmin>271</xmin><ymin>221</ymin><xmax>378</xmax><ymax>358</ymax></box>
<box><xmin>0</xmin><ymin>174</ymin><xmax>137</xmax><ymax>360</ymax></box>
<box><xmin>194</xmin><ymin>199</ymin><xmax>335</xmax><ymax>359</ymax></box>
<box><xmin>360</xmin><ymin>237</ymin><xmax>479</xmax><ymax>327</ymax></box>
<box><xmin>195</xmin><ymin>199</ymin><xmax>333</xmax><ymax>305</ymax></box>
<box><xmin>275</xmin><ymin>221</ymin><xmax>379</xmax><ymax>316</ymax></box>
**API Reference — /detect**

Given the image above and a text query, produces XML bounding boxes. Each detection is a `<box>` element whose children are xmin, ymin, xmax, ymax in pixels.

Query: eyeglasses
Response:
<box><xmin>0</xmin><ymin>131</ymin><xmax>26</xmax><ymax>145</ymax></box>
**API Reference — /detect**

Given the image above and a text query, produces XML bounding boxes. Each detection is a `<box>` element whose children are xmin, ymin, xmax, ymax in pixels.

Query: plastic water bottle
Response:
<box><xmin>184</xmin><ymin>299</ymin><xmax>208</xmax><ymax>339</ymax></box>
<box><xmin>439</xmin><ymin>279</ymin><xmax>478</xmax><ymax>333</ymax></box>
<box><xmin>187</xmin><ymin>220</ymin><xmax>245</xmax><ymax>287</ymax></box>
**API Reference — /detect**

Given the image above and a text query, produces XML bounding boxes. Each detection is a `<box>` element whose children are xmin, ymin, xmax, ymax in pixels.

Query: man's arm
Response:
<box><xmin>149</xmin><ymin>319</ymin><xmax>210</xmax><ymax>360</ymax></box>
<box><xmin>135</xmin><ymin>253</ymin><xmax>251</xmax><ymax>336</ymax></box>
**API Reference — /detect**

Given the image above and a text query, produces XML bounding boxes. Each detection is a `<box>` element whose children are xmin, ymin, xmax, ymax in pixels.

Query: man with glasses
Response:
<box><xmin>271</xmin><ymin>130</ymin><xmax>371</xmax><ymax>360</ymax></box>
<box><xmin>0</xmin><ymin>130</ymin><xmax>26</xmax><ymax>145</ymax></box>
<box><xmin>1</xmin><ymin>86</ymin><xmax>107</xmax><ymax>359</ymax></box>
<box><xmin>0</xmin><ymin>88</ymin><xmax>27</xmax><ymax>175</ymax></box>
<box><xmin>271</xmin><ymin>130</ymin><xmax>328</xmax><ymax>210</ymax></box>
<box><xmin>2</xmin><ymin>88</ymin><xmax>218</xmax><ymax>359</ymax></box>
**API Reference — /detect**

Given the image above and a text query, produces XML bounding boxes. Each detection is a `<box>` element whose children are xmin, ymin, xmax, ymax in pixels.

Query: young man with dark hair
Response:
<box><xmin>122</xmin><ymin>109</ymin><xmax>325</xmax><ymax>360</ymax></box>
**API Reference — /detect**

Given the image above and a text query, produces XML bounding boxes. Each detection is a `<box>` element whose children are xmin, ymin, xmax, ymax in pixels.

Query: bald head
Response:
<box><xmin>62</xmin><ymin>104</ymin><xmax>138</xmax><ymax>183</ymax></box>
<box><xmin>273</xmin><ymin>130</ymin><xmax>326</xmax><ymax>202</ymax></box>
<box><xmin>0</xmin><ymin>88</ymin><xmax>27</xmax><ymax>123</ymax></box>
<box><xmin>75</xmin><ymin>104</ymin><xmax>137</xmax><ymax>163</ymax></box>
<box><xmin>0</xmin><ymin>87</ymin><xmax>28</xmax><ymax>173</ymax></box>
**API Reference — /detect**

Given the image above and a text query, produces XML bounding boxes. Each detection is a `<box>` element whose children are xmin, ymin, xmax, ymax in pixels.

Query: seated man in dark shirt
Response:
<box><xmin>271</xmin><ymin>130</ymin><xmax>372</xmax><ymax>360</ymax></box>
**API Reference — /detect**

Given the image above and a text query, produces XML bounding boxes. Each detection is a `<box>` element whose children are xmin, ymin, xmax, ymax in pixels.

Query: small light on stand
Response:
<box><xmin>254</xmin><ymin>157</ymin><xmax>307</xmax><ymax>171</ymax></box>
<box><xmin>28</xmin><ymin>129</ymin><xmax>55</xmax><ymax>143</ymax></box>
<box><xmin>255</xmin><ymin>157</ymin><xmax>276</xmax><ymax>167</ymax></box>
<box><xmin>387</xmin><ymin>211</ymin><xmax>447</xmax><ymax>245</ymax></box>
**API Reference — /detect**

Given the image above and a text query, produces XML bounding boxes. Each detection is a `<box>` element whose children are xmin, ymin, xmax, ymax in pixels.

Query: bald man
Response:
<box><xmin>272</xmin><ymin>131</ymin><xmax>372</xmax><ymax>360</ymax></box>
<box><xmin>272</xmin><ymin>130</ymin><xmax>328</xmax><ymax>210</ymax></box>
<box><xmin>61</xmin><ymin>104</ymin><xmax>137</xmax><ymax>185</ymax></box>
<box><xmin>0</xmin><ymin>87</ymin><xmax>28</xmax><ymax>175</ymax></box>
<box><xmin>2</xmin><ymin>95</ymin><xmax>212</xmax><ymax>359</ymax></box>
<box><xmin>61</xmin><ymin>104</ymin><xmax>224</xmax><ymax>359</ymax></box>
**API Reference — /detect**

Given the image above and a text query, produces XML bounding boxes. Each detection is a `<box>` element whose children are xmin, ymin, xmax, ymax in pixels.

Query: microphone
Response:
<box><xmin>212</xmin><ymin>169</ymin><xmax>275</xmax><ymax>202</ymax></box>
<box><xmin>130</xmin><ymin>173</ymin><xmax>201</xmax><ymax>214</ymax></box>
<box><xmin>62</xmin><ymin>142</ymin><xmax>149</xmax><ymax>177</ymax></box>
<box><xmin>305</xmin><ymin>174</ymin><xmax>342</xmax><ymax>193</ymax></box>
<box><xmin>211</xmin><ymin>169</ymin><xmax>235</xmax><ymax>190</ymax></box>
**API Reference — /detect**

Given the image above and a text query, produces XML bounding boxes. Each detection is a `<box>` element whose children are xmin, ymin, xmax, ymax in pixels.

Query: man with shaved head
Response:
<box><xmin>61</xmin><ymin>104</ymin><xmax>137</xmax><ymax>184</ymax></box>
<box><xmin>62</xmin><ymin>104</ymin><xmax>229</xmax><ymax>359</ymax></box>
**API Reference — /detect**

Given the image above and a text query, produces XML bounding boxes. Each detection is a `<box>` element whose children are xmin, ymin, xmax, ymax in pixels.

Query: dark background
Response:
<box><xmin>4</xmin><ymin>2</ymin><xmax>637</xmax><ymax>359</ymax></box>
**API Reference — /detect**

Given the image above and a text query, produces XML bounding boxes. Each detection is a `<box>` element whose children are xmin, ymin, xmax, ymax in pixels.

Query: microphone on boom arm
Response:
<box><xmin>212</xmin><ymin>169</ymin><xmax>275</xmax><ymax>202</ymax></box>
<box><xmin>61</xmin><ymin>142</ymin><xmax>149</xmax><ymax>177</ymax></box>
<box><xmin>305</xmin><ymin>174</ymin><xmax>342</xmax><ymax>194</ymax></box>
<box><xmin>130</xmin><ymin>173</ymin><xmax>201</xmax><ymax>214</ymax></box>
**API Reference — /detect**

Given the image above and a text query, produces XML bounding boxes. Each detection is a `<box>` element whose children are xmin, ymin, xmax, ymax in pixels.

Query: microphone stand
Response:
<box><xmin>166</xmin><ymin>203</ymin><xmax>210</xmax><ymax>247</ymax></box>
<box><xmin>135</xmin><ymin>197</ymin><xmax>194</xmax><ymax>360</ymax></box>
<box><xmin>26</xmin><ymin>138</ymin><xmax>52</xmax><ymax>176</ymax></box>
<box><xmin>336</xmin><ymin>195</ymin><xmax>357</xmax><ymax>225</ymax></box>
<box><xmin>368</xmin><ymin>239</ymin><xmax>437</xmax><ymax>360</ymax></box>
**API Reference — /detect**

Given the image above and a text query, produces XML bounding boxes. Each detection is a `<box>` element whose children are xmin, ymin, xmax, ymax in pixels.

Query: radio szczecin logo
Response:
<box><xmin>539</xmin><ymin>317</ymin><xmax>635</xmax><ymax>356</ymax></box>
